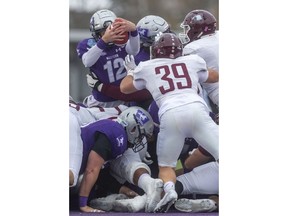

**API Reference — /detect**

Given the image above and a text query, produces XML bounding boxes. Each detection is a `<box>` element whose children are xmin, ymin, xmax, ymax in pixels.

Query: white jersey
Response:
<box><xmin>69</xmin><ymin>102</ymin><xmax>96</xmax><ymax>127</ymax></box>
<box><xmin>183</xmin><ymin>31</ymin><xmax>219</xmax><ymax>106</ymax></box>
<box><xmin>87</xmin><ymin>104</ymin><xmax>128</xmax><ymax>121</ymax></box>
<box><xmin>132</xmin><ymin>55</ymin><xmax>219</xmax><ymax>166</ymax></box>
<box><xmin>133</xmin><ymin>54</ymin><xmax>209</xmax><ymax>118</ymax></box>
<box><xmin>69</xmin><ymin>101</ymin><xmax>96</xmax><ymax>187</ymax></box>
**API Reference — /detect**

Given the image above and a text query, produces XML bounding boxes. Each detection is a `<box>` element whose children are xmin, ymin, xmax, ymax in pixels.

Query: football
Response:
<box><xmin>112</xmin><ymin>19</ymin><xmax>129</xmax><ymax>46</ymax></box>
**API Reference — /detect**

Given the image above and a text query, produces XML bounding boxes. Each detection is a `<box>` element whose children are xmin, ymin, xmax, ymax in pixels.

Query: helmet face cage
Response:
<box><xmin>179</xmin><ymin>10</ymin><xmax>217</xmax><ymax>44</ymax></box>
<box><xmin>89</xmin><ymin>9</ymin><xmax>116</xmax><ymax>41</ymax></box>
<box><xmin>151</xmin><ymin>33</ymin><xmax>183</xmax><ymax>59</ymax></box>
<box><xmin>137</xmin><ymin>15</ymin><xmax>171</xmax><ymax>47</ymax></box>
<box><xmin>90</xmin><ymin>20</ymin><xmax>113</xmax><ymax>40</ymax></box>
<box><xmin>130</xmin><ymin>114</ymin><xmax>147</xmax><ymax>152</ymax></box>
<box><xmin>117</xmin><ymin>107</ymin><xmax>154</xmax><ymax>153</ymax></box>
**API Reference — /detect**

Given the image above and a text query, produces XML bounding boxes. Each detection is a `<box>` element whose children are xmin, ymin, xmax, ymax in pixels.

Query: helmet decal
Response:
<box><xmin>137</xmin><ymin>27</ymin><xmax>149</xmax><ymax>38</ymax></box>
<box><xmin>116</xmin><ymin>135</ymin><xmax>125</xmax><ymax>147</ymax></box>
<box><xmin>117</xmin><ymin>106</ymin><xmax>154</xmax><ymax>153</ymax></box>
<box><xmin>193</xmin><ymin>14</ymin><xmax>203</xmax><ymax>21</ymax></box>
<box><xmin>135</xmin><ymin>109</ymin><xmax>150</xmax><ymax>126</ymax></box>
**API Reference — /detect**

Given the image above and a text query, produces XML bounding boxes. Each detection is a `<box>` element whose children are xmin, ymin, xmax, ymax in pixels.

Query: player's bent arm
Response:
<box><xmin>78</xmin><ymin>151</ymin><xmax>105</xmax><ymax>213</ymax></box>
<box><xmin>82</xmin><ymin>39</ymin><xmax>107</xmax><ymax>67</ymax></box>
<box><xmin>101</xmin><ymin>83</ymin><xmax>152</xmax><ymax>101</ymax></box>
<box><xmin>120</xmin><ymin>75</ymin><xmax>139</xmax><ymax>94</ymax></box>
<box><xmin>205</xmin><ymin>68</ymin><xmax>219</xmax><ymax>83</ymax></box>
<box><xmin>126</xmin><ymin>30</ymin><xmax>140</xmax><ymax>55</ymax></box>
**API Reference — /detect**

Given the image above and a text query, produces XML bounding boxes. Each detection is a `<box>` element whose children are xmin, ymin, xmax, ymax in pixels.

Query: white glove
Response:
<box><xmin>86</xmin><ymin>73</ymin><xmax>103</xmax><ymax>91</ymax></box>
<box><xmin>142</xmin><ymin>151</ymin><xmax>153</xmax><ymax>165</ymax></box>
<box><xmin>123</xmin><ymin>55</ymin><xmax>137</xmax><ymax>75</ymax></box>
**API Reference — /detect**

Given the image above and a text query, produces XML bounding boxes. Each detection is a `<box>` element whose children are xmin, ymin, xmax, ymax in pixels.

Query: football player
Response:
<box><xmin>69</xmin><ymin>96</ymin><xmax>96</xmax><ymax>187</ymax></box>
<box><xmin>179</xmin><ymin>9</ymin><xmax>219</xmax><ymax>114</ymax></box>
<box><xmin>134</xmin><ymin>15</ymin><xmax>172</xmax><ymax>64</ymax></box>
<box><xmin>120</xmin><ymin>33</ymin><xmax>219</xmax><ymax>213</ymax></box>
<box><xmin>76</xmin><ymin>9</ymin><xmax>151</xmax><ymax>108</ymax></box>
<box><xmin>76</xmin><ymin>106</ymin><xmax>165</xmax><ymax>213</ymax></box>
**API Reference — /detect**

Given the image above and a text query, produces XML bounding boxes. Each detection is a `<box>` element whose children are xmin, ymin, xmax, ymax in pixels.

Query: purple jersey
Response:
<box><xmin>134</xmin><ymin>46</ymin><xmax>150</xmax><ymax>65</ymax></box>
<box><xmin>147</xmin><ymin>100</ymin><xmax>160</xmax><ymax>135</ymax></box>
<box><xmin>80</xmin><ymin>119</ymin><xmax>128</xmax><ymax>173</ymax></box>
<box><xmin>77</xmin><ymin>38</ymin><xmax>130</xmax><ymax>102</ymax></box>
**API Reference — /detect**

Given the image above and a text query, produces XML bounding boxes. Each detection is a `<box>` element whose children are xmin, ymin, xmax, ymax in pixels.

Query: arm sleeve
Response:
<box><xmin>92</xmin><ymin>132</ymin><xmax>112</xmax><ymax>161</ymax></box>
<box><xmin>125</xmin><ymin>30</ymin><xmax>140</xmax><ymax>55</ymax></box>
<box><xmin>132</xmin><ymin>67</ymin><xmax>147</xmax><ymax>90</ymax></box>
<box><xmin>82</xmin><ymin>39</ymin><xmax>108</xmax><ymax>67</ymax></box>
<box><xmin>101</xmin><ymin>83</ymin><xmax>152</xmax><ymax>102</ymax></box>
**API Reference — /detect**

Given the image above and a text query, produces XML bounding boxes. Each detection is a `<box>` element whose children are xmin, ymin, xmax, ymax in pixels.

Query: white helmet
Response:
<box><xmin>89</xmin><ymin>9</ymin><xmax>116</xmax><ymax>40</ymax></box>
<box><xmin>136</xmin><ymin>15</ymin><xmax>171</xmax><ymax>47</ymax></box>
<box><xmin>117</xmin><ymin>106</ymin><xmax>154</xmax><ymax>152</ymax></box>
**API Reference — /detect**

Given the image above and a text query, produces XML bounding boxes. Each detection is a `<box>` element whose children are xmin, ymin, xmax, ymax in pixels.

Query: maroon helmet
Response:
<box><xmin>179</xmin><ymin>9</ymin><xmax>217</xmax><ymax>44</ymax></box>
<box><xmin>151</xmin><ymin>33</ymin><xmax>183</xmax><ymax>59</ymax></box>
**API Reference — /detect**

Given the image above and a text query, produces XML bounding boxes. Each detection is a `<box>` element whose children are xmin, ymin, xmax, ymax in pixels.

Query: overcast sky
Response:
<box><xmin>70</xmin><ymin>0</ymin><xmax>111</xmax><ymax>12</ymax></box>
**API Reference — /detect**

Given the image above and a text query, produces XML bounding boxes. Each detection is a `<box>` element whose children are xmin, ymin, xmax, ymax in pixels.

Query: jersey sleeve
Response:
<box><xmin>194</xmin><ymin>55</ymin><xmax>209</xmax><ymax>83</ymax></box>
<box><xmin>183</xmin><ymin>43</ymin><xmax>200</xmax><ymax>56</ymax></box>
<box><xmin>76</xmin><ymin>38</ymin><xmax>96</xmax><ymax>59</ymax></box>
<box><xmin>132</xmin><ymin>63</ymin><xmax>146</xmax><ymax>90</ymax></box>
<box><xmin>125</xmin><ymin>30</ymin><xmax>140</xmax><ymax>55</ymax></box>
<box><xmin>92</xmin><ymin>132</ymin><xmax>112</xmax><ymax>161</ymax></box>
<box><xmin>101</xmin><ymin>83</ymin><xmax>152</xmax><ymax>101</ymax></box>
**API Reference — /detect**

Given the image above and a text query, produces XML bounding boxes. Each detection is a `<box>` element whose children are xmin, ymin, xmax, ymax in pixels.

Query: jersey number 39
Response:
<box><xmin>155</xmin><ymin>63</ymin><xmax>192</xmax><ymax>94</ymax></box>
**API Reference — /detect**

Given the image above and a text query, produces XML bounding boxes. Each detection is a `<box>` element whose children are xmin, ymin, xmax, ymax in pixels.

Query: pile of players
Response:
<box><xmin>70</xmin><ymin>8</ymin><xmax>219</xmax><ymax>214</ymax></box>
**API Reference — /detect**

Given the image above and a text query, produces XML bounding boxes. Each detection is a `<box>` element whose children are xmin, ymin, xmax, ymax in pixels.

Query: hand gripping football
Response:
<box><xmin>112</xmin><ymin>18</ymin><xmax>129</xmax><ymax>46</ymax></box>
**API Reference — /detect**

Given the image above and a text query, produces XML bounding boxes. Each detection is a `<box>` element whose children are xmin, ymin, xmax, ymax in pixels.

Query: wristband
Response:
<box><xmin>79</xmin><ymin>196</ymin><xmax>88</xmax><ymax>207</ymax></box>
<box><xmin>130</xmin><ymin>30</ymin><xmax>138</xmax><ymax>37</ymax></box>
<box><xmin>127</xmin><ymin>69</ymin><xmax>134</xmax><ymax>77</ymax></box>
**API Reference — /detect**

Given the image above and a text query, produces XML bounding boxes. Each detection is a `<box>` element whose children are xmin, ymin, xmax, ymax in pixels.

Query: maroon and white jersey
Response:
<box><xmin>133</xmin><ymin>54</ymin><xmax>209</xmax><ymax>118</ymax></box>
<box><xmin>183</xmin><ymin>31</ymin><xmax>219</xmax><ymax>106</ymax></box>
<box><xmin>87</xmin><ymin>104</ymin><xmax>128</xmax><ymax>121</ymax></box>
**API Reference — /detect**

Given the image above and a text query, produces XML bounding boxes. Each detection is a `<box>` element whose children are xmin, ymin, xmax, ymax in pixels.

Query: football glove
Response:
<box><xmin>123</xmin><ymin>55</ymin><xmax>136</xmax><ymax>76</ymax></box>
<box><xmin>86</xmin><ymin>73</ymin><xmax>103</xmax><ymax>91</ymax></box>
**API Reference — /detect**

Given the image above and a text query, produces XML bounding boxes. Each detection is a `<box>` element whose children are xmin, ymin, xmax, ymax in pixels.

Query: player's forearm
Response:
<box><xmin>125</xmin><ymin>30</ymin><xmax>140</xmax><ymax>55</ymax></box>
<box><xmin>102</xmin><ymin>83</ymin><xmax>151</xmax><ymax>101</ymax></box>
<box><xmin>79</xmin><ymin>173</ymin><xmax>95</xmax><ymax>198</ymax></box>
<box><xmin>120</xmin><ymin>76</ymin><xmax>138</xmax><ymax>94</ymax></box>
<box><xmin>82</xmin><ymin>39</ymin><xmax>107</xmax><ymax>67</ymax></box>
<box><xmin>205</xmin><ymin>68</ymin><xmax>219</xmax><ymax>83</ymax></box>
